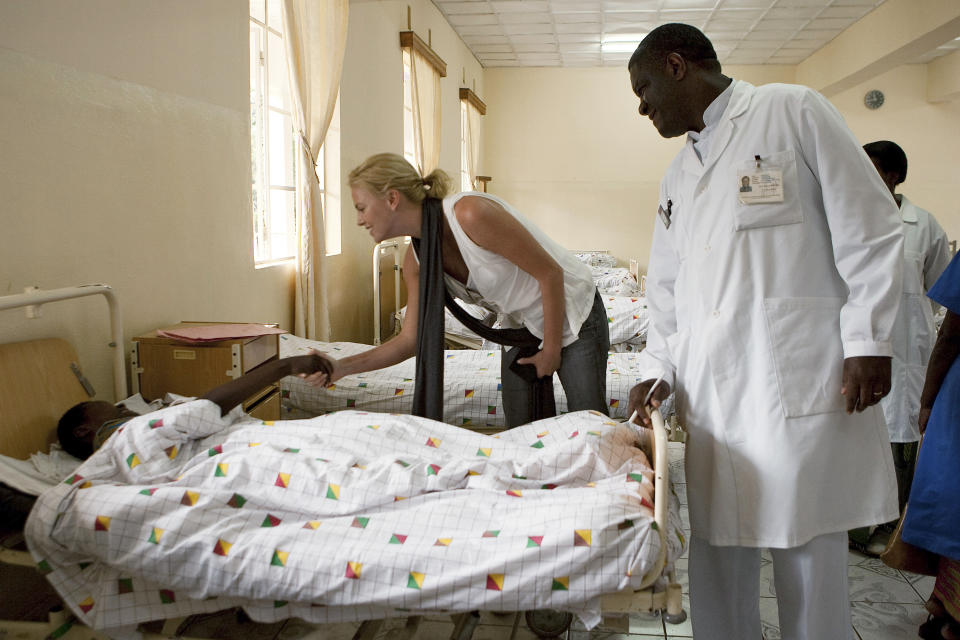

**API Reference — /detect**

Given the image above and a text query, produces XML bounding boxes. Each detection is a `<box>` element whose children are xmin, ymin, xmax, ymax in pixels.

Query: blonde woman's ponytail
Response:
<box><xmin>421</xmin><ymin>169</ymin><xmax>452</xmax><ymax>200</ymax></box>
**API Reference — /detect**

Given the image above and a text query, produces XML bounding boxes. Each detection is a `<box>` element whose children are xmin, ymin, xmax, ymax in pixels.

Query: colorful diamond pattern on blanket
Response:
<box><xmin>476</xmin><ymin>447</ymin><xmax>491</xmax><ymax>457</ymax></box>
<box><xmin>407</xmin><ymin>572</ymin><xmax>424</xmax><ymax>589</ymax></box>
<box><xmin>215</xmin><ymin>463</ymin><xmax>229</xmax><ymax>477</ymax></box>
<box><xmin>574</xmin><ymin>530</ymin><xmax>591</xmax><ymax>547</ymax></box>
<box><xmin>95</xmin><ymin>516</ymin><xmax>111</xmax><ymax>531</ymax></box>
<box><xmin>275</xmin><ymin>473</ymin><xmax>290</xmax><ymax>488</ymax></box>
<box><xmin>487</xmin><ymin>406</ymin><xmax>497</xmax><ymax>415</ymax></box>
<box><xmin>36</xmin><ymin>559</ymin><xmax>52</xmax><ymax>575</ymax></box>
<box><xmin>326</xmin><ymin>484</ymin><xmax>340</xmax><ymax>500</ymax></box>
<box><xmin>158</xmin><ymin>589</ymin><xmax>175</xmax><ymax>604</ymax></box>
<box><xmin>506</xmin><ymin>490</ymin><xmax>522</xmax><ymax>498</ymax></box>
<box><xmin>486</xmin><ymin>574</ymin><xmax>504</xmax><ymax>591</ymax></box>
<box><xmin>395</xmin><ymin>459</ymin><xmax>411</xmax><ymax>467</ymax></box>
<box><xmin>618</xmin><ymin>519</ymin><xmax>634</xmax><ymax>530</ymax></box>
<box><xmin>394</xmin><ymin>388</ymin><xmax>404</xmax><ymax>396</ymax></box>
<box><xmin>149</xmin><ymin>419</ymin><xmax>163</xmax><ymax>429</ymax></box>
<box><xmin>228</xmin><ymin>494</ymin><xmax>246</xmax><ymax>508</ymax></box>
<box><xmin>627</xmin><ymin>473</ymin><xmax>645</xmax><ymax>483</ymax></box>
<box><xmin>213</xmin><ymin>539</ymin><xmax>232</xmax><ymax>556</ymax></box>
<box><xmin>434</xmin><ymin>538</ymin><xmax>452</xmax><ymax>547</ymax></box>
<box><xmin>303</xmin><ymin>521</ymin><xmax>321</xmax><ymax>530</ymax></box>
<box><xmin>345</xmin><ymin>562</ymin><xmax>362</xmax><ymax>579</ymax></box>
<box><xmin>181</xmin><ymin>491</ymin><xmax>199</xmax><ymax>506</ymax></box>
<box><xmin>531</xmin><ymin>440</ymin><xmax>544</xmax><ymax>449</ymax></box>
<box><xmin>148</xmin><ymin>528</ymin><xmax>164</xmax><ymax>544</ymax></box>
<box><xmin>552</xmin><ymin>576</ymin><xmax>569</xmax><ymax>591</ymax></box>
<box><xmin>64</xmin><ymin>473</ymin><xmax>84</xmax><ymax>485</ymax></box>
<box><xmin>427</xmin><ymin>464</ymin><xmax>441</xmax><ymax>476</ymax></box>
<box><xmin>208</xmin><ymin>445</ymin><xmax>222</xmax><ymax>456</ymax></box>
<box><xmin>118</xmin><ymin>578</ymin><xmax>134</xmax><ymax>594</ymax></box>
<box><xmin>527</xmin><ymin>536</ymin><xmax>543</xmax><ymax>548</ymax></box>
<box><xmin>482</xmin><ymin>530</ymin><xmax>500</xmax><ymax>538</ymax></box>
<box><xmin>426</xmin><ymin>437</ymin><xmax>441</xmax><ymax>448</ymax></box>
<box><xmin>464</xmin><ymin>390</ymin><xmax>474</xmax><ymax>398</ymax></box>
<box><xmin>609</xmin><ymin>399</ymin><xmax>620</xmax><ymax>408</ymax></box>
<box><xmin>78</xmin><ymin>597</ymin><xmax>94</xmax><ymax>614</ymax></box>
<box><xmin>346</xmin><ymin>399</ymin><xmax>355</xmax><ymax>407</ymax></box>
<box><xmin>139</xmin><ymin>488</ymin><xmax>157</xmax><ymax>496</ymax></box>
<box><xmin>271</xmin><ymin>550</ymin><xmax>289</xmax><ymax>567</ymax></box>
<box><xmin>541</xmin><ymin>483</ymin><xmax>557</xmax><ymax>490</ymax></box>
<box><xmin>126</xmin><ymin>453</ymin><xmax>140</xmax><ymax>469</ymax></box>
<box><xmin>352</xmin><ymin>517</ymin><xmax>369</xmax><ymax>529</ymax></box>
<box><xmin>389</xmin><ymin>533</ymin><xmax>407</xmax><ymax>545</ymax></box>
<box><xmin>262</xmin><ymin>514</ymin><xmax>282</xmax><ymax>528</ymax></box>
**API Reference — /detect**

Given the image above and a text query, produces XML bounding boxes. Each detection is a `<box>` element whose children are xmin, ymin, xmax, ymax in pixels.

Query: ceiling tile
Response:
<box><xmin>491</xmin><ymin>0</ymin><xmax>550</xmax><ymax>12</ymax></box>
<box><xmin>554</xmin><ymin>12</ymin><xmax>601</xmax><ymax>23</ymax></box>
<box><xmin>471</xmin><ymin>43</ymin><xmax>514</xmax><ymax>52</ymax></box>
<box><xmin>556</xmin><ymin>22</ymin><xmax>603</xmax><ymax>33</ymax></box>
<box><xmin>717</xmin><ymin>0</ymin><xmax>774</xmax><ymax>7</ymax></box>
<box><xmin>790</xmin><ymin>28</ymin><xmax>841</xmax><ymax>40</ymax></box>
<box><xmin>818</xmin><ymin>6</ymin><xmax>872</xmax><ymax>18</ymax></box>
<box><xmin>558</xmin><ymin>33</ymin><xmax>602</xmax><ymax>43</ymax></box>
<box><xmin>479</xmin><ymin>52</ymin><xmax>519</xmax><ymax>60</ymax></box>
<box><xmin>462</xmin><ymin>34</ymin><xmax>511</xmax><ymax>45</ymax></box>
<box><xmin>437</xmin><ymin>2</ymin><xmax>497</xmax><ymax>15</ymax></box>
<box><xmin>503</xmin><ymin>23</ymin><xmax>555</xmax><ymax>34</ymax></box>
<box><xmin>514</xmin><ymin>42</ymin><xmax>559</xmax><ymax>52</ymax></box>
<box><xmin>447</xmin><ymin>13</ymin><xmax>499</xmax><ymax>26</ymax></box>
<box><xmin>808</xmin><ymin>17</ymin><xmax>857</xmax><ymax>30</ymax></box>
<box><xmin>511</xmin><ymin>33</ymin><xmax>559</xmax><ymax>43</ymax></box>
<box><xmin>497</xmin><ymin>12</ymin><xmax>553</xmax><ymax>24</ymax></box>
<box><xmin>457</xmin><ymin>24</ymin><xmax>507</xmax><ymax>36</ymax></box>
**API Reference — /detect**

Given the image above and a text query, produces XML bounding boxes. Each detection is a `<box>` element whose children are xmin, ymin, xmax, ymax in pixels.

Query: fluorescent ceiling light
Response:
<box><xmin>601</xmin><ymin>33</ymin><xmax>644</xmax><ymax>53</ymax></box>
<box><xmin>601</xmin><ymin>41</ymin><xmax>641</xmax><ymax>53</ymax></box>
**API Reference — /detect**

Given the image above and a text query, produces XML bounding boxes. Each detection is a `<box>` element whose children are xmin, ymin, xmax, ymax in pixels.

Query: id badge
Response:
<box><xmin>658</xmin><ymin>199</ymin><xmax>673</xmax><ymax>229</ymax></box>
<box><xmin>738</xmin><ymin>166</ymin><xmax>784</xmax><ymax>205</ymax></box>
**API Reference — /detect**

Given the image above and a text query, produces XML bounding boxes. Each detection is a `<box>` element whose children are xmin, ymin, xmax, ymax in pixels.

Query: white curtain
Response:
<box><xmin>464</xmin><ymin>100</ymin><xmax>482</xmax><ymax>190</ymax></box>
<box><xmin>409</xmin><ymin>48</ymin><xmax>441</xmax><ymax>175</ymax></box>
<box><xmin>282</xmin><ymin>0</ymin><xmax>348</xmax><ymax>340</ymax></box>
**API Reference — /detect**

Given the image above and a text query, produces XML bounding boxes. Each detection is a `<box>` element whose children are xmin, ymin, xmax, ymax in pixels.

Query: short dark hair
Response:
<box><xmin>57</xmin><ymin>402</ymin><xmax>95</xmax><ymax>460</ymax></box>
<box><xmin>863</xmin><ymin>140</ymin><xmax>907</xmax><ymax>185</ymax></box>
<box><xmin>629</xmin><ymin>23</ymin><xmax>721</xmax><ymax>73</ymax></box>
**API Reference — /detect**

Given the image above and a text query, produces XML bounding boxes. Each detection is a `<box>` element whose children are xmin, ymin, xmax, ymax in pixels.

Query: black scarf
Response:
<box><xmin>411</xmin><ymin>197</ymin><xmax>556</xmax><ymax>422</ymax></box>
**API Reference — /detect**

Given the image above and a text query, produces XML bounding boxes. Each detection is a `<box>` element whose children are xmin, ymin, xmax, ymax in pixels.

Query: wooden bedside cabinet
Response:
<box><xmin>131</xmin><ymin>322</ymin><xmax>283</xmax><ymax>421</ymax></box>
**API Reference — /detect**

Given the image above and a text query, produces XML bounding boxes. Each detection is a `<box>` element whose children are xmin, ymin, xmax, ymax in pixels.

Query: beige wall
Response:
<box><xmin>329</xmin><ymin>0</ymin><xmax>484</xmax><ymax>342</ymax></box>
<box><xmin>481</xmin><ymin>65</ymin><xmax>796</xmax><ymax>271</ymax></box>
<box><xmin>0</xmin><ymin>1</ymin><xmax>292</xmax><ymax>403</ymax></box>
<box><xmin>830</xmin><ymin>64</ymin><xmax>960</xmax><ymax>243</ymax></box>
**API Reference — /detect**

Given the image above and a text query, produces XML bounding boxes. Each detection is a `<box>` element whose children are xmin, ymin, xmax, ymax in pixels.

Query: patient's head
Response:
<box><xmin>57</xmin><ymin>401</ymin><xmax>133</xmax><ymax>460</ymax></box>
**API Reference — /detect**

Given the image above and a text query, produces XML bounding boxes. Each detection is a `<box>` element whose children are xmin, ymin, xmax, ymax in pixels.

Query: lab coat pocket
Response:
<box><xmin>902</xmin><ymin>251</ymin><xmax>924</xmax><ymax>295</ymax></box>
<box><xmin>763</xmin><ymin>297</ymin><xmax>845</xmax><ymax>418</ymax></box>
<box><xmin>734</xmin><ymin>149</ymin><xmax>803</xmax><ymax>231</ymax></box>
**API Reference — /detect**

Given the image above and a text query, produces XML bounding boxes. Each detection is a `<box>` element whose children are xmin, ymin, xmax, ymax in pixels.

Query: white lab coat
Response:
<box><xmin>881</xmin><ymin>196</ymin><xmax>951</xmax><ymax>442</ymax></box>
<box><xmin>638</xmin><ymin>81</ymin><xmax>903</xmax><ymax>548</ymax></box>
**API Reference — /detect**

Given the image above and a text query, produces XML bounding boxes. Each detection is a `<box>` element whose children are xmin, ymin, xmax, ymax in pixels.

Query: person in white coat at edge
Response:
<box><xmin>624</xmin><ymin>24</ymin><xmax>904</xmax><ymax>640</ymax></box>
<box><xmin>855</xmin><ymin>140</ymin><xmax>952</xmax><ymax>557</ymax></box>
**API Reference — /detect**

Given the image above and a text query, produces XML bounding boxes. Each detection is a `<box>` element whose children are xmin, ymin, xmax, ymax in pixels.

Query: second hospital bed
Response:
<box><xmin>277</xmin><ymin>334</ymin><xmax>655</xmax><ymax>429</ymax></box>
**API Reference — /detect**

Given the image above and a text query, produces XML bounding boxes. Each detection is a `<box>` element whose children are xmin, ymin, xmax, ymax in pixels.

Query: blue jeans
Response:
<box><xmin>501</xmin><ymin>291</ymin><xmax>610</xmax><ymax>427</ymax></box>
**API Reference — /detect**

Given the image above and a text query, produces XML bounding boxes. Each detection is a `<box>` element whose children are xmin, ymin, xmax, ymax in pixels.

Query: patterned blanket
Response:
<box><xmin>26</xmin><ymin>404</ymin><xmax>683</xmax><ymax>635</ymax></box>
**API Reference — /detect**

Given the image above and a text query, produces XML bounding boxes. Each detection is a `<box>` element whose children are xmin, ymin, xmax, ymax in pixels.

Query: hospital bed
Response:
<box><xmin>278</xmin><ymin>334</ymin><xmax>653</xmax><ymax>429</ymax></box>
<box><xmin>2</xmin><ymin>286</ymin><xmax>686</xmax><ymax>640</ymax></box>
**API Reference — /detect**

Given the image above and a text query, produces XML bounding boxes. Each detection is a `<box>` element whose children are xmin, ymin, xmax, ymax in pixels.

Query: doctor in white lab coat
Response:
<box><xmin>626</xmin><ymin>25</ymin><xmax>903</xmax><ymax>640</ymax></box>
<box><xmin>862</xmin><ymin>140</ymin><xmax>951</xmax><ymax>545</ymax></box>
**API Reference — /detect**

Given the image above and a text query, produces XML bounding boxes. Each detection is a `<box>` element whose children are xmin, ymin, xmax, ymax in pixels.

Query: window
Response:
<box><xmin>402</xmin><ymin>48</ymin><xmax>417</xmax><ymax>167</ymax></box>
<box><xmin>250</xmin><ymin>0</ymin><xmax>296</xmax><ymax>265</ymax></box>
<box><xmin>460</xmin><ymin>100</ymin><xmax>470</xmax><ymax>192</ymax></box>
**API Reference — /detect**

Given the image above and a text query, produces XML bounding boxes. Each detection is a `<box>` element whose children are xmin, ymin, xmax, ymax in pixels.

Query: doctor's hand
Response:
<box><xmin>516</xmin><ymin>347</ymin><xmax>562</xmax><ymax>379</ymax></box>
<box><xmin>841</xmin><ymin>356</ymin><xmax>892</xmax><ymax>414</ymax></box>
<box><xmin>299</xmin><ymin>349</ymin><xmax>339</xmax><ymax>388</ymax></box>
<box><xmin>627</xmin><ymin>379</ymin><xmax>672</xmax><ymax>427</ymax></box>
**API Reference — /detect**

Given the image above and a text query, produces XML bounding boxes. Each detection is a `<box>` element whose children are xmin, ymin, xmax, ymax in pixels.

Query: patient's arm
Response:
<box><xmin>202</xmin><ymin>354</ymin><xmax>332</xmax><ymax>416</ymax></box>
<box><xmin>303</xmin><ymin>248</ymin><xmax>420</xmax><ymax>387</ymax></box>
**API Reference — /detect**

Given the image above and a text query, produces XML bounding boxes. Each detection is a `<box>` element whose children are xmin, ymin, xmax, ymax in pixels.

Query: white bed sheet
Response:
<box><xmin>26</xmin><ymin>403</ymin><xmax>685</xmax><ymax>636</ymax></box>
<box><xmin>279</xmin><ymin>335</ymin><xmax>649</xmax><ymax>427</ymax></box>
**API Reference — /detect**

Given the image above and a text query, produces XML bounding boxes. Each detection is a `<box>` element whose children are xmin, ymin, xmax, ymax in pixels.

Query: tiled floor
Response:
<box><xmin>160</xmin><ymin>441</ymin><xmax>932</xmax><ymax>640</ymax></box>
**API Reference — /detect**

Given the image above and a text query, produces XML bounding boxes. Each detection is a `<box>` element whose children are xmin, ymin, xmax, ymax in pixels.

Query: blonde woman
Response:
<box><xmin>314</xmin><ymin>153</ymin><xmax>608</xmax><ymax>427</ymax></box>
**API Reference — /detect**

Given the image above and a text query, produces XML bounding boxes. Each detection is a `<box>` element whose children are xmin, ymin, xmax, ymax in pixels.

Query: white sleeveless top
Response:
<box><xmin>441</xmin><ymin>192</ymin><xmax>595</xmax><ymax>347</ymax></box>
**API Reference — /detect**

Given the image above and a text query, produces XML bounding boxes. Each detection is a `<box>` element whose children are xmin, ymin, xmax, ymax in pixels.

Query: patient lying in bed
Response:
<box><xmin>26</xmin><ymin>401</ymin><xmax>684</xmax><ymax>636</ymax></box>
